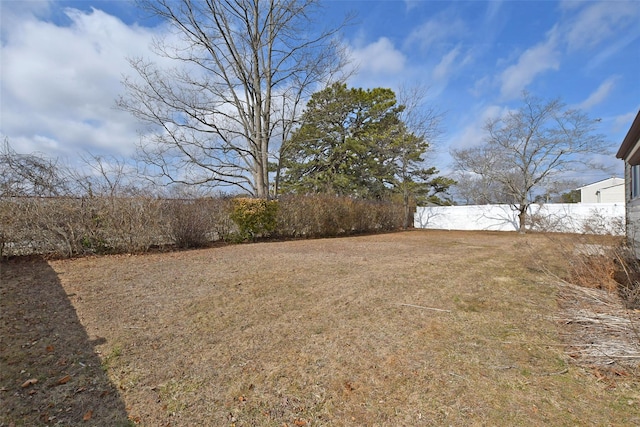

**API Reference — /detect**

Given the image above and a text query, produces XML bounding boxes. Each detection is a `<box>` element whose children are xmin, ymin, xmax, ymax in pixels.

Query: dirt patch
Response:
<box><xmin>2</xmin><ymin>230</ymin><xmax>640</xmax><ymax>426</ymax></box>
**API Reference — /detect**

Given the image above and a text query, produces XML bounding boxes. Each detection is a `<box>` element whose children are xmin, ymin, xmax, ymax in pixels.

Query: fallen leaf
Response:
<box><xmin>343</xmin><ymin>381</ymin><xmax>355</xmax><ymax>392</ymax></box>
<box><xmin>83</xmin><ymin>410</ymin><xmax>93</xmax><ymax>421</ymax></box>
<box><xmin>57</xmin><ymin>375</ymin><xmax>71</xmax><ymax>385</ymax></box>
<box><xmin>21</xmin><ymin>378</ymin><xmax>38</xmax><ymax>388</ymax></box>
<box><xmin>46</xmin><ymin>345</ymin><xmax>54</xmax><ymax>352</ymax></box>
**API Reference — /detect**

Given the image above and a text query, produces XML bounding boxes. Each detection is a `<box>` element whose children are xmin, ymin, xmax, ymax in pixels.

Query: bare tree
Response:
<box><xmin>397</xmin><ymin>83</ymin><xmax>443</xmax><ymax>143</ymax></box>
<box><xmin>0</xmin><ymin>138</ymin><xmax>73</xmax><ymax>197</ymax></box>
<box><xmin>451</xmin><ymin>92</ymin><xmax>609</xmax><ymax>232</ymax></box>
<box><xmin>118</xmin><ymin>0</ymin><xmax>347</xmax><ymax>198</ymax></box>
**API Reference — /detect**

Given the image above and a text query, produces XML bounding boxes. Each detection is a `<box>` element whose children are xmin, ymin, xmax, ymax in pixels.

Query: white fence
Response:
<box><xmin>414</xmin><ymin>203</ymin><xmax>625</xmax><ymax>235</ymax></box>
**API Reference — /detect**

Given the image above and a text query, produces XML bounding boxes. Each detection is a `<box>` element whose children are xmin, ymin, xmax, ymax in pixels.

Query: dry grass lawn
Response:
<box><xmin>2</xmin><ymin>230</ymin><xmax>639</xmax><ymax>426</ymax></box>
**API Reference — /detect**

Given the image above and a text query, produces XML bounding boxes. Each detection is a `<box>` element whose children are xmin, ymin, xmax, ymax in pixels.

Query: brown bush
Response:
<box><xmin>565</xmin><ymin>239</ymin><xmax>640</xmax><ymax>309</ymax></box>
<box><xmin>275</xmin><ymin>195</ymin><xmax>403</xmax><ymax>238</ymax></box>
<box><xmin>567</xmin><ymin>253</ymin><xmax>619</xmax><ymax>293</ymax></box>
<box><xmin>0</xmin><ymin>196</ymin><xmax>168</xmax><ymax>257</ymax></box>
<box><xmin>2</xmin><ymin>197</ymin><xmax>89</xmax><ymax>257</ymax></box>
<box><xmin>94</xmin><ymin>197</ymin><xmax>167</xmax><ymax>253</ymax></box>
<box><xmin>166</xmin><ymin>198</ymin><xmax>233</xmax><ymax>248</ymax></box>
<box><xmin>1</xmin><ymin>194</ymin><xmax>401</xmax><ymax>258</ymax></box>
<box><xmin>612</xmin><ymin>246</ymin><xmax>640</xmax><ymax>309</ymax></box>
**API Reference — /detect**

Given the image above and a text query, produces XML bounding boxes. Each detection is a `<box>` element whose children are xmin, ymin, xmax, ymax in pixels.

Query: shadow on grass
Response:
<box><xmin>0</xmin><ymin>256</ymin><xmax>131</xmax><ymax>426</ymax></box>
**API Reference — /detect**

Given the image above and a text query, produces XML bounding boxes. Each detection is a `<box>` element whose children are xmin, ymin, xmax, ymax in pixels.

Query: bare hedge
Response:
<box><xmin>167</xmin><ymin>198</ymin><xmax>234</xmax><ymax>248</ymax></box>
<box><xmin>1</xmin><ymin>197</ymin><xmax>168</xmax><ymax>257</ymax></box>
<box><xmin>1</xmin><ymin>195</ymin><xmax>404</xmax><ymax>258</ymax></box>
<box><xmin>276</xmin><ymin>194</ymin><xmax>403</xmax><ymax>238</ymax></box>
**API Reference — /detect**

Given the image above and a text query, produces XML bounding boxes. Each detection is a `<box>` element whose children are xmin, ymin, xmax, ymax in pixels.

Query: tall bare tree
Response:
<box><xmin>118</xmin><ymin>0</ymin><xmax>347</xmax><ymax>198</ymax></box>
<box><xmin>451</xmin><ymin>92</ymin><xmax>609</xmax><ymax>232</ymax></box>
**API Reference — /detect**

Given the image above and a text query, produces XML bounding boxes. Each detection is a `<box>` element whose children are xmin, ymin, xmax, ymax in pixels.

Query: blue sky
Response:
<box><xmin>1</xmin><ymin>0</ymin><xmax>639</xmax><ymax>186</ymax></box>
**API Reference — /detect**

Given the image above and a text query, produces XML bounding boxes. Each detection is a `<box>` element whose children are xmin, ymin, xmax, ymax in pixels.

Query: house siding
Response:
<box><xmin>578</xmin><ymin>178</ymin><xmax>625</xmax><ymax>203</ymax></box>
<box><xmin>600</xmin><ymin>186</ymin><xmax>625</xmax><ymax>203</ymax></box>
<box><xmin>625</xmin><ymin>161</ymin><xmax>640</xmax><ymax>256</ymax></box>
<box><xmin>617</xmin><ymin>111</ymin><xmax>640</xmax><ymax>258</ymax></box>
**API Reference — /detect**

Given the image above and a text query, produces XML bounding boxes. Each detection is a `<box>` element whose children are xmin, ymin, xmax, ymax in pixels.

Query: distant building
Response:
<box><xmin>616</xmin><ymin>110</ymin><xmax>640</xmax><ymax>256</ymax></box>
<box><xmin>577</xmin><ymin>177</ymin><xmax>624</xmax><ymax>204</ymax></box>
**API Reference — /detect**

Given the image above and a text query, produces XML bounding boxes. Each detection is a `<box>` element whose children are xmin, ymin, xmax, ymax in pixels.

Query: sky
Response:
<box><xmin>1</xmin><ymin>0</ymin><xmax>639</xmax><ymax>187</ymax></box>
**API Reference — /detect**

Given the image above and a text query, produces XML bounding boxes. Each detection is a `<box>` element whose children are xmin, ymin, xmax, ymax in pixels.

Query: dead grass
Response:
<box><xmin>2</xmin><ymin>230</ymin><xmax>640</xmax><ymax>426</ymax></box>
<box><xmin>557</xmin><ymin>281</ymin><xmax>640</xmax><ymax>369</ymax></box>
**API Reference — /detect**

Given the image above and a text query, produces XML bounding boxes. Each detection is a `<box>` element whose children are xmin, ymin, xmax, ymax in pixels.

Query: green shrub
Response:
<box><xmin>230</xmin><ymin>198</ymin><xmax>279</xmax><ymax>241</ymax></box>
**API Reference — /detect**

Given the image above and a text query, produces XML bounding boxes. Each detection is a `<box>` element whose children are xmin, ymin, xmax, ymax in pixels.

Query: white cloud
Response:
<box><xmin>432</xmin><ymin>46</ymin><xmax>460</xmax><ymax>81</ymax></box>
<box><xmin>564</xmin><ymin>1</ymin><xmax>640</xmax><ymax>51</ymax></box>
<box><xmin>405</xmin><ymin>15</ymin><xmax>466</xmax><ymax>52</ymax></box>
<box><xmin>347</xmin><ymin>37</ymin><xmax>406</xmax><ymax>76</ymax></box>
<box><xmin>559</xmin><ymin>0</ymin><xmax>583</xmax><ymax>11</ymax></box>
<box><xmin>469</xmin><ymin>76</ymin><xmax>493</xmax><ymax>98</ymax></box>
<box><xmin>0</xmin><ymin>0</ymin><xmax>52</xmax><ymax>39</ymax></box>
<box><xmin>483</xmin><ymin>0</ymin><xmax>504</xmax><ymax>23</ymax></box>
<box><xmin>0</xmin><ymin>7</ymin><xmax>164</xmax><ymax>160</ymax></box>
<box><xmin>499</xmin><ymin>29</ymin><xmax>560</xmax><ymax>100</ymax></box>
<box><xmin>584</xmin><ymin>27</ymin><xmax>640</xmax><ymax>71</ymax></box>
<box><xmin>575</xmin><ymin>76</ymin><xmax>619</xmax><ymax>110</ymax></box>
<box><xmin>404</xmin><ymin>0</ymin><xmax>421</xmax><ymax>12</ymax></box>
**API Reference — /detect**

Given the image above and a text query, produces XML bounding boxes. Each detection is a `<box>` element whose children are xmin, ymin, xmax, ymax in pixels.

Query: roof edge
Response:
<box><xmin>576</xmin><ymin>177</ymin><xmax>624</xmax><ymax>189</ymax></box>
<box><xmin>616</xmin><ymin>110</ymin><xmax>640</xmax><ymax>161</ymax></box>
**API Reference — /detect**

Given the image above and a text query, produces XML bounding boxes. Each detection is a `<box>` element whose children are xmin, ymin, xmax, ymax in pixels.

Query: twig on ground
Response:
<box><xmin>449</xmin><ymin>372</ymin><xmax>469</xmax><ymax>382</ymax></box>
<box><xmin>397</xmin><ymin>303</ymin><xmax>451</xmax><ymax>313</ymax></box>
<box><xmin>536</xmin><ymin>368</ymin><xmax>569</xmax><ymax>376</ymax></box>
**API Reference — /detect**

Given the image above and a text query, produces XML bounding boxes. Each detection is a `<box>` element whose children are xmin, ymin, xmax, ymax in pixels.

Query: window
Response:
<box><xmin>632</xmin><ymin>164</ymin><xmax>640</xmax><ymax>199</ymax></box>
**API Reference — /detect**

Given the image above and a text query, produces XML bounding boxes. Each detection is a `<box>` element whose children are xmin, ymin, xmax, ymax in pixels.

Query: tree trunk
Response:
<box><xmin>403</xmin><ymin>190</ymin><xmax>410</xmax><ymax>230</ymax></box>
<box><xmin>518</xmin><ymin>205</ymin><xmax>527</xmax><ymax>233</ymax></box>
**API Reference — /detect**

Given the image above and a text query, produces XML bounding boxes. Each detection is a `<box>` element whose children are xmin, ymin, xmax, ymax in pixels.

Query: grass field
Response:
<box><xmin>2</xmin><ymin>230</ymin><xmax>639</xmax><ymax>426</ymax></box>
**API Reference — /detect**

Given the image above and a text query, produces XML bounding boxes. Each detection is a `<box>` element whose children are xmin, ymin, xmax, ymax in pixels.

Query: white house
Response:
<box><xmin>616</xmin><ymin>110</ymin><xmax>640</xmax><ymax>257</ymax></box>
<box><xmin>577</xmin><ymin>177</ymin><xmax>625</xmax><ymax>204</ymax></box>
